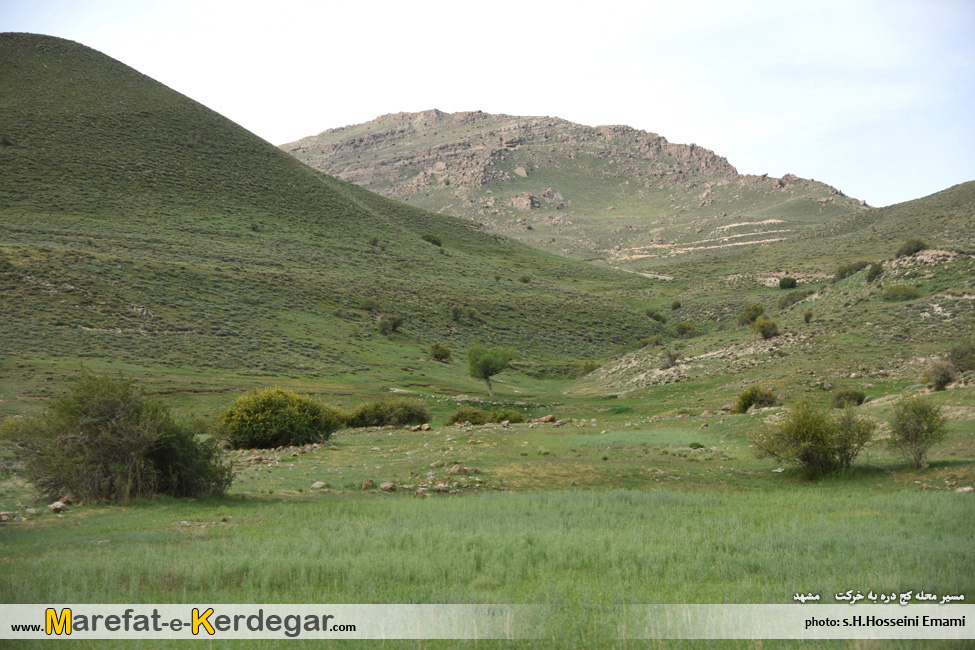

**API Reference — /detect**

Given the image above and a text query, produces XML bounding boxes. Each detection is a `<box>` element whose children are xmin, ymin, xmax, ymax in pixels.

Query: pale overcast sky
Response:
<box><xmin>3</xmin><ymin>0</ymin><xmax>974</xmax><ymax>207</ymax></box>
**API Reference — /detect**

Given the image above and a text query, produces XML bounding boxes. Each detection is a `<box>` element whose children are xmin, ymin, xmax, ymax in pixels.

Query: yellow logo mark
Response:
<box><xmin>46</xmin><ymin>608</ymin><xmax>71</xmax><ymax>635</ymax></box>
<box><xmin>192</xmin><ymin>608</ymin><xmax>214</xmax><ymax>635</ymax></box>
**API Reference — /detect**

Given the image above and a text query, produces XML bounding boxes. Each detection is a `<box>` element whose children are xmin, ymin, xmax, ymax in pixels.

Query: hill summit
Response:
<box><xmin>282</xmin><ymin>109</ymin><xmax>868</xmax><ymax>268</ymax></box>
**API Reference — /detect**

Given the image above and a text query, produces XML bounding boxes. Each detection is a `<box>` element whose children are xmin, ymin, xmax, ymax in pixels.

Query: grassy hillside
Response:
<box><xmin>0</xmin><ymin>33</ymin><xmax>665</xmax><ymax>411</ymax></box>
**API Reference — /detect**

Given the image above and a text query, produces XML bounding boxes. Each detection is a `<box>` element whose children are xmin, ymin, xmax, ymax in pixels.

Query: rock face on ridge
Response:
<box><xmin>282</xmin><ymin>109</ymin><xmax>867</xmax><ymax>268</ymax></box>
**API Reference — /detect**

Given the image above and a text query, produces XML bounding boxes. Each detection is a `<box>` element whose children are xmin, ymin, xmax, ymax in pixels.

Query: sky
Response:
<box><xmin>3</xmin><ymin>0</ymin><xmax>974</xmax><ymax>207</ymax></box>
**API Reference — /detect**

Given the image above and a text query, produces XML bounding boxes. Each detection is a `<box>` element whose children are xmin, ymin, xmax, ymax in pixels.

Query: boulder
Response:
<box><xmin>311</xmin><ymin>481</ymin><xmax>327</xmax><ymax>490</ymax></box>
<box><xmin>48</xmin><ymin>501</ymin><xmax>69</xmax><ymax>514</ymax></box>
<box><xmin>361</xmin><ymin>479</ymin><xmax>375</xmax><ymax>490</ymax></box>
<box><xmin>379</xmin><ymin>481</ymin><xmax>396</xmax><ymax>492</ymax></box>
<box><xmin>538</xmin><ymin>414</ymin><xmax>557</xmax><ymax>423</ymax></box>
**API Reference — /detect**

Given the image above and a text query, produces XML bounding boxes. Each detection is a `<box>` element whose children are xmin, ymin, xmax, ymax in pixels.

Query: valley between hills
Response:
<box><xmin>1</xmin><ymin>33</ymin><xmax>973</xmax><ymax>649</ymax></box>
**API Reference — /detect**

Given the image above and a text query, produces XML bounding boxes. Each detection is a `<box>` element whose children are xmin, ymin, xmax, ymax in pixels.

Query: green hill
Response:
<box><xmin>0</xmin><ymin>33</ymin><xmax>661</xmax><ymax>410</ymax></box>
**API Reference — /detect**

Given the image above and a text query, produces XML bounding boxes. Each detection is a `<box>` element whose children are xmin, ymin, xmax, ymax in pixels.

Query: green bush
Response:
<box><xmin>518</xmin><ymin>275</ymin><xmax>531</xmax><ymax>284</ymax></box>
<box><xmin>777</xmin><ymin>289</ymin><xmax>814</xmax><ymax>309</ymax></box>
<box><xmin>896</xmin><ymin>238</ymin><xmax>928</xmax><ymax>258</ymax></box>
<box><xmin>750</xmin><ymin>315</ymin><xmax>779</xmax><ymax>339</ymax></box>
<box><xmin>219</xmin><ymin>387</ymin><xmax>344</xmax><ymax>449</ymax></box>
<box><xmin>674</xmin><ymin>320</ymin><xmax>700</xmax><ymax>338</ymax></box>
<box><xmin>378</xmin><ymin>314</ymin><xmax>404</xmax><ymax>336</ymax></box>
<box><xmin>751</xmin><ymin>402</ymin><xmax>875</xmax><ymax>478</ymax></box>
<box><xmin>947</xmin><ymin>340</ymin><xmax>975</xmax><ymax>372</ymax></box>
<box><xmin>345</xmin><ymin>397</ymin><xmax>430</xmax><ymax>428</ymax></box>
<box><xmin>803</xmin><ymin>310</ymin><xmax>813</xmax><ymax>323</ymax></box>
<box><xmin>0</xmin><ymin>373</ymin><xmax>232</xmax><ymax>502</ymax></box>
<box><xmin>732</xmin><ymin>385</ymin><xmax>778</xmax><ymax>414</ymax></box>
<box><xmin>660</xmin><ymin>349</ymin><xmax>681</xmax><ymax>370</ymax></box>
<box><xmin>737</xmin><ymin>303</ymin><xmax>765</xmax><ymax>326</ymax></box>
<box><xmin>646</xmin><ymin>309</ymin><xmax>667</xmax><ymax>324</ymax></box>
<box><xmin>444</xmin><ymin>406</ymin><xmax>525</xmax><ymax>426</ymax></box>
<box><xmin>779</xmin><ymin>277</ymin><xmax>797</xmax><ymax>290</ymax></box>
<box><xmin>865</xmin><ymin>262</ymin><xmax>883</xmax><ymax>283</ymax></box>
<box><xmin>421</xmin><ymin>233</ymin><xmax>442</xmax><ymax>247</ymax></box>
<box><xmin>924</xmin><ymin>359</ymin><xmax>957</xmax><ymax>391</ymax></box>
<box><xmin>834</xmin><ymin>261</ymin><xmax>870</xmax><ymax>282</ymax></box>
<box><xmin>671</xmin><ymin>300</ymin><xmax>682</xmax><ymax>310</ymax></box>
<box><xmin>887</xmin><ymin>395</ymin><xmax>948</xmax><ymax>468</ymax></box>
<box><xmin>831</xmin><ymin>388</ymin><xmax>866</xmax><ymax>408</ymax></box>
<box><xmin>430</xmin><ymin>343</ymin><xmax>452</xmax><ymax>363</ymax></box>
<box><xmin>881</xmin><ymin>285</ymin><xmax>919</xmax><ymax>301</ymax></box>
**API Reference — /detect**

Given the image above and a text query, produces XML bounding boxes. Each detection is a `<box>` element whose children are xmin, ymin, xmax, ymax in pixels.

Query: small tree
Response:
<box><xmin>468</xmin><ymin>345</ymin><xmax>517</xmax><ymax>397</ymax></box>
<box><xmin>751</xmin><ymin>315</ymin><xmax>779</xmax><ymax>339</ymax></box>
<box><xmin>737</xmin><ymin>303</ymin><xmax>765</xmax><ymax>326</ymax></box>
<box><xmin>887</xmin><ymin>395</ymin><xmax>948</xmax><ymax>468</ymax></box>
<box><xmin>779</xmin><ymin>277</ymin><xmax>797</xmax><ymax>290</ymax></box>
<box><xmin>430</xmin><ymin>343</ymin><xmax>452</xmax><ymax>362</ymax></box>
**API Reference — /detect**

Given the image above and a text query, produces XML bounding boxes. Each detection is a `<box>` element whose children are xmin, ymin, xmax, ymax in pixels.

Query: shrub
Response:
<box><xmin>0</xmin><ymin>373</ymin><xmax>232</xmax><ymax>502</ymax></box>
<box><xmin>430</xmin><ymin>343</ymin><xmax>452</xmax><ymax>363</ymax></box>
<box><xmin>947</xmin><ymin>340</ymin><xmax>975</xmax><ymax>372</ymax></box>
<box><xmin>865</xmin><ymin>262</ymin><xmax>883</xmax><ymax>283</ymax></box>
<box><xmin>750</xmin><ymin>315</ymin><xmax>779</xmax><ymax>339</ymax></box>
<box><xmin>887</xmin><ymin>395</ymin><xmax>948</xmax><ymax>468</ymax></box>
<box><xmin>750</xmin><ymin>402</ymin><xmax>875</xmax><ymax>478</ymax></box>
<box><xmin>345</xmin><ymin>397</ymin><xmax>430</xmax><ymax>428</ymax></box>
<box><xmin>660</xmin><ymin>349</ymin><xmax>681</xmax><ymax>370</ymax></box>
<box><xmin>421</xmin><ymin>233</ymin><xmax>442</xmax><ymax>247</ymax></box>
<box><xmin>779</xmin><ymin>277</ymin><xmax>797</xmax><ymax>289</ymax></box>
<box><xmin>361</xmin><ymin>298</ymin><xmax>380</xmax><ymax>312</ymax></box>
<box><xmin>646</xmin><ymin>309</ymin><xmax>667</xmax><ymax>324</ymax></box>
<box><xmin>737</xmin><ymin>303</ymin><xmax>765</xmax><ymax>326</ymax></box>
<box><xmin>218</xmin><ymin>387</ymin><xmax>344</xmax><ymax>449</ymax></box>
<box><xmin>777</xmin><ymin>289</ymin><xmax>814</xmax><ymax>309</ymax></box>
<box><xmin>803</xmin><ymin>310</ymin><xmax>813</xmax><ymax>323</ymax></box>
<box><xmin>834</xmin><ymin>261</ymin><xmax>869</xmax><ymax>282</ymax></box>
<box><xmin>674</xmin><ymin>320</ymin><xmax>700</xmax><ymax>338</ymax></box>
<box><xmin>831</xmin><ymin>388</ymin><xmax>866</xmax><ymax>408</ymax></box>
<box><xmin>518</xmin><ymin>275</ymin><xmax>531</xmax><ymax>284</ymax></box>
<box><xmin>671</xmin><ymin>300</ymin><xmax>682</xmax><ymax>310</ymax></box>
<box><xmin>378</xmin><ymin>314</ymin><xmax>404</xmax><ymax>336</ymax></box>
<box><xmin>881</xmin><ymin>285</ymin><xmax>919</xmax><ymax>301</ymax></box>
<box><xmin>732</xmin><ymin>385</ymin><xmax>778</xmax><ymax>414</ymax></box>
<box><xmin>896</xmin><ymin>238</ymin><xmax>928</xmax><ymax>258</ymax></box>
<box><xmin>444</xmin><ymin>406</ymin><xmax>525</xmax><ymax>426</ymax></box>
<box><xmin>924</xmin><ymin>359</ymin><xmax>957</xmax><ymax>391</ymax></box>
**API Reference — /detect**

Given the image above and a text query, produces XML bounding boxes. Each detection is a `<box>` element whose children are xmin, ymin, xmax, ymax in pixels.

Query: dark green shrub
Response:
<box><xmin>674</xmin><ymin>320</ymin><xmax>700</xmax><ymax>338</ymax></box>
<box><xmin>831</xmin><ymin>388</ymin><xmax>866</xmax><ymax>408</ymax></box>
<box><xmin>896</xmin><ymin>238</ymin><xmax>928</xmax><ymax>258</ymax></box>
<box><xmin>834</xmin><ymin>261</ymin><xmax>869</xmax><ymax>282</ymax></box>
<box><xmin>924</xmin><ymin>359</ymin><xmax>957</xmax><ymax>391</ymax></box>
<box><xmin>947</xmin><ymin>340</ymin><xmax>975</xmax><ymax>372</ymax></box>
<box><xmin>345</xmin><ymin>397</ymin><xmax>430</xmax><ymax>428</ymax></box>
<box><xmin>219</xmin><ymin>387</ymin><xmax>344</xmax><ymax>449</ymax></box>
<box><xmin>732</xmin><ymin>385</ymin><xmax>778</xmax><ymax>414</ymax></box>
<box><xmin>421</xmin><ymin>233</ymin><xmax>442</xmax><ymax>247</ymax></box>
<box><xmin>518</xmin><ymin>275</ymin><xmax>531</xmax><ymax>284</ymax></box>
<box><xmin>361</xmin><ymin>298</ymin><xmax>380</xmax><ymax>312</ymax></box>
<box><xmin>444</xmin><ymin>406</ymin><xmax>525</xmax><ymax>425</ymax></box>
<box><xmin>378</xmin><ymin>314</ymin><xmax>404</xmax><ymax>336</ymax></box>
<box><xmin>803</xmin><ymin>310</ymin><xmax>813</xmax><ymax>323</ymax></box>
<box><xmin>887</xmin><ymin>395</ymin><xmax>948</xmax><ymax>468</ymax></box>
<box><xmin>751</xmin><ymin>402</ymin><xmax>875</xmax><ymax>478</ymax></box>
<box><xmin>646</xmin><ymin>309</ymin><xmax>667</xmax><ymax>324</ymax></box>
<box><xmin>737</xmin><ymin>303</ymin><xmax>765</xmax><ymax>326</ymax></box>
<box><xmin>881</xmin><ymin>285</ymin><xmax>919</xmax><ymax>301</ymax></box>
<box><xmin>671</xmin><ymin>300</ymin><xmax>682</xmax><ymax>310</ymax></box>
<box><xmin>750</xmin><ymin>315</ymin><xmax>779</xmax><ymax>339</ymax></box>
<box><xmin>779</xmin><ymin>277</ymin><xmax>797</xmax><ymax>290</ymax></box>
<box><xmin>430</xmin><ymin>343</ymin><xmax>452</xmax><ymax>363</ymax></box>
<box><xmin>865</xmin><ymin>262</ymin><xmax>883</xmax><ymax>283</ymax></box>
<box><xmin>0</xmin><ymin>373</ymin><xmax>232</xmax><ymax>501</ymax></box>
<box><xmin>368</xmin><ymin>236</ymin><xmax>379</xmax><ymax>247</ymax></box>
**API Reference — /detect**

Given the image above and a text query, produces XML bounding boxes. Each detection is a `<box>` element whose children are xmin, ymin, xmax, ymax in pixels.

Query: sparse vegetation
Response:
<box><xmin>732</xmin><ymin>385</ymin><xmax>778</xmax><ymax>413</ymax></box>
<box><xmin>751</xmin><ymin>402</ymin><xmax>875</xmax><ymax>478</ymax></box>
<box><xmin>218</xmin><ymin>387</ymin><xmax>344</xmax><ymax>449</ymax></box>
<box><xmin>887</xmin><ymin>395</ymin><xmax>948</xmax><ymax>468</ymax></box>
<box><xmin>0</xmin><ymin>373</ymin><xmax>232</xmax><ymax>502</ymax></box>
<box><xmin>660</xmin><ymin>349</ymin><xmax>681</xmax><ymax>370</ymax></box>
